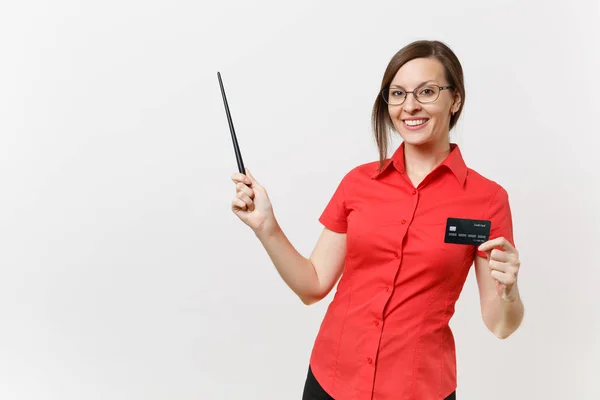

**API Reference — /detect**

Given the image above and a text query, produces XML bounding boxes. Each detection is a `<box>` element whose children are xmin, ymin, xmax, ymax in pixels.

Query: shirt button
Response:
<box><xmin>394</xmin><ymin>251</ymin><xmax>400</xmax><ymax>258</ymax></box>
<box><xmin>367</xmin><ymin>357</ymin><xmax>373</xmax><ymax>364</ymax></box>
<box><xmin>385</xmin><ymin>286</ymin><xmax>391</xmax><ymax>292</ymax></box>
<box><xmin>412</xmin><ymin>189</ymin><xmax>417</xmax><ymax>195</ymax></box>
<box><xmin>401</xmin><ymin>219</ymin><xmax>406</xmax><ymax>224</ymax></box>
<box><xmin>374</xmin><ymin>320</ymin><xmax>380</xmax><ymax>326</ymax></box>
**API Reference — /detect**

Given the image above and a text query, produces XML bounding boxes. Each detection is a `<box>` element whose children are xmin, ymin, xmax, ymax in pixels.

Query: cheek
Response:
<box><xmin>388</xmin><ymin>105</ymin><xmax>401</xmax><ymax>120</ymax></box>
<box><xmin>424</xmin><ymin>104</ymin><xmax>450</xmax><ymax>121</ymax></box>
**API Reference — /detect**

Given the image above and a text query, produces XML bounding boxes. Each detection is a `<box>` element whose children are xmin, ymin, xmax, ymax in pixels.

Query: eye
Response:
<box><xmin>391</xmin><ymin>90</ymin><xmax>406</xmax><ymax>97</ymax></box>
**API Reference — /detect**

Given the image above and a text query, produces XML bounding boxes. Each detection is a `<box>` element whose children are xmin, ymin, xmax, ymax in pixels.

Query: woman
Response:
<box><xmin>230</xmin><ymin>40</ymin><xmax>524</xmax><ymax>400</ymax></box>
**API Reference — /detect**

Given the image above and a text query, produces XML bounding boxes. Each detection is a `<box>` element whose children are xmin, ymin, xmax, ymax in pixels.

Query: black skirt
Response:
<box><xmin>302</xmin><ymin>365</ymin><xmax>456</xmax><ymax>400</ymax></box>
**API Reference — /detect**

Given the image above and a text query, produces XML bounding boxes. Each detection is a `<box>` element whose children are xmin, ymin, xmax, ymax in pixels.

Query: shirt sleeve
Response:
<box><xmin>318</xmin><ymin>172</ymin><xmax>352</xmax><ymax>233</ymax></box>
<box><xmin>475</xmin><ymin>185</ymin><xmax>515</xmax><ymax>258</ymax></box>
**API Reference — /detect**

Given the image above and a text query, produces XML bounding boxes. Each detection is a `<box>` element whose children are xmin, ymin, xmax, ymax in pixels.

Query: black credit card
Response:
<box><xmin>444</xmin><ymin>218</ymin><xmax>491</xmax><ymax>245</ymax></box>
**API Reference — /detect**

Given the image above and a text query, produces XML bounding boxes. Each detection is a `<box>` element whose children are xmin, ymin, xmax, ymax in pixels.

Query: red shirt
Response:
<box><xmin>309</xmin><ymin>142</ymin><xmax>515</xmax><ymax>400</ymax></box>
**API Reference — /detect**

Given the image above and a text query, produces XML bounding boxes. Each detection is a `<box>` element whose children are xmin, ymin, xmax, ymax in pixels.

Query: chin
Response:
<box><xmin>399</xmin><ymin>131</ymin><xmax>434</xmax><ymax>146</ymax></box>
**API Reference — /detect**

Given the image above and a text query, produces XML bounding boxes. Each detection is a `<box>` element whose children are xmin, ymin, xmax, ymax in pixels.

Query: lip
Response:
<box><xmin>401</xmin><ymin>117</ymin><xmax>430</xmax><ymax>131</ymax></box>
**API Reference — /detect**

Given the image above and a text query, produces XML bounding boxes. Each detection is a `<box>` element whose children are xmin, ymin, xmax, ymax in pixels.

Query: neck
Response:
<box><xmin>403</xmin><ymin>139</ymin><xmax>451</xmax><ymax>177</ymax></box>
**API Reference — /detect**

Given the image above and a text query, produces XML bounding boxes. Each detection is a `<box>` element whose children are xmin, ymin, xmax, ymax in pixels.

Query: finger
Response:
<box><xmin>245</xmin><ymin>168</ymin><xmax>259</xmax><ymax>186</ymax></box>
<box><xmin>490</xmin><ymin>251</ymin><xmax>521</xmax><ymax>272</ymax></box>
<box><xmin>490</xmin><ymin>270</ymin><xmax>516</xmax><ymax>286</ymax></box>
<box><xmin>488</xmin><ymin>259</ymin><xmax>510</xmax><ymax>273</ymax></box>
<box><xmin>232</xmin><ymin>197</ymin><xmax>248</xmax><ymax>211</ymax></box>
<box><xmin>235</xmin><ymin>182</ymin><xmax>255</xmax><ymax>199</ymax></box>
<box><xmin>231</xmin><ymin>173</ymin><xmax>252</xmax><ymax>186</ymax></box>
<box><xmin>488</xmin><ymin>260</ymin><xmax>519</xmax><ymax>285</ymax></box>
<box><xmin>478</xmin><ymin>237</ymin><xmax>504</xmax><ymax>252</ymax></box>
<box><xmin>478</xmin><ymin>237</ymin><xmax>515</xmax><ymax>253</ymax></box>
<box><xmin>489</xmin><ymin>249</ymin><xmax>510</xmax><ymax>262</ymax></box>
<box><xmin>236</xmin><ymin>191</ymin><xmax>255</xmax><ymax>211</ymax></box>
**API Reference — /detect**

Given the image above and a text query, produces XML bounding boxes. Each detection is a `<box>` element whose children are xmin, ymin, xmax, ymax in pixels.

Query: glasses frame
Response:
<box><xmin>382</xmin><ymin>84</ymin><xmax>454</xmax><ymax>106</ymax></box>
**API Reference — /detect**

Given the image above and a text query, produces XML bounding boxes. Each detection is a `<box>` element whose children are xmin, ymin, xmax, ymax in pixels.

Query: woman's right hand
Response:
<box><xmin>231</xmin><ymin>168</ymin><xmax>277</xmax><ymax>236</ymax></box>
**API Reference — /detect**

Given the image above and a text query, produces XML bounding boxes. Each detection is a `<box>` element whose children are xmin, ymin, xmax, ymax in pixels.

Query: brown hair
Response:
<box><xmin>371</xmin><ymin>40</ymin><xmax>465</xmax><ymax>172</ymax></box>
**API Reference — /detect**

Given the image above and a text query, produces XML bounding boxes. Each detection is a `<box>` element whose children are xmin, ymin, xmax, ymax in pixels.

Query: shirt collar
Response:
<box><xmin>371</xmin><ymin>141</ymin><xmax>468</xmax><ymax>186</ymax></box>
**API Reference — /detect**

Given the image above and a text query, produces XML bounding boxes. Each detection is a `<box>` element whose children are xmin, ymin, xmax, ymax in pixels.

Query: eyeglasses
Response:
<box><xmin>381</xmin><ymin>84</ymin><xmax>454</xmax><ymax>105</ymax></box>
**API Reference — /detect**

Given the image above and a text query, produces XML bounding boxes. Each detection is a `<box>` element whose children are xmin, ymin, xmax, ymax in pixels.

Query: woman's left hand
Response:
<box><xmin>478</xmin><ymin>237</ymin><xmax>521</xmax><ymax>301</ymax></box>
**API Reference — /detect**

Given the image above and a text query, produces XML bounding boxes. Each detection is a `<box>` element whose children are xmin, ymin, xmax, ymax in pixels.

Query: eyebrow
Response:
<box><xmin>389</xmin><ymin>80</ymin><xmax>437</xmax><ymax>89</ymax></box>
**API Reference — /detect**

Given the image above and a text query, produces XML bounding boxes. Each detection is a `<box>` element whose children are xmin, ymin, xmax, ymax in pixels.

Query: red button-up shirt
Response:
<box><xmin>309</xmin><ymin>142</ymin><xmax>515</xmax><ymax>400</ymax></box>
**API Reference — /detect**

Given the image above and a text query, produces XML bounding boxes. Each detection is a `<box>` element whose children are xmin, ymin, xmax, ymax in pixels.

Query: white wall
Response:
<box><xmin>0</xmin><ymin>0</ymin><xmax>598</xmax><ymax>399</ymax></box>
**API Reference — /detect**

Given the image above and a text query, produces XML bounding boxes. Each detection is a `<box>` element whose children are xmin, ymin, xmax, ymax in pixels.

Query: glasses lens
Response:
<box><xmin>414</xmin><ymin>85</ymin><xmax>439</xmax><ymax>103</ymax></box>
<box><xmin>384</xmin><ymin>88</ymin><xmax>406</xmax><ymax>105</ymax></box>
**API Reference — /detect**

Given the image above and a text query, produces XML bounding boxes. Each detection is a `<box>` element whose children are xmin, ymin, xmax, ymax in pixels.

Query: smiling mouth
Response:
<box><xmin>402</xmin><ymin>118</ymin><xmax>429</xmax><ymax>128</ymax></box>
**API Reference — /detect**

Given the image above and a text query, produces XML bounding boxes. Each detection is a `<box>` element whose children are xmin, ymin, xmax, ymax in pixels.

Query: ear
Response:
<box><xmin>451</xmin><ymin>91</ymin><xmax>462</xmax><ymax>114</ymax></box>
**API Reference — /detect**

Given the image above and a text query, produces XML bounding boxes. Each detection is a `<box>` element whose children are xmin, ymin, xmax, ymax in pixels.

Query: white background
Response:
<box><xmin>1</xmin><ymin>0</ymin><xmax>599</xmax><ymax>399</ymax></box>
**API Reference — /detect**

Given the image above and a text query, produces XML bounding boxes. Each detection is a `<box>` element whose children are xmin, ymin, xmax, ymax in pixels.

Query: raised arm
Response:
<box><xmin>231</xmin><ymin>169</ymin><xmax>346</xmax><ymax>305</ymax></box>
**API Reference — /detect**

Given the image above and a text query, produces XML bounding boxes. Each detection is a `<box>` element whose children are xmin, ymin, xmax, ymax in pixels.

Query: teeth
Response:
<box><xmin>404</xmin><ymin>119</ymin><xmax>427</xmax><ymax>126</ymax></box>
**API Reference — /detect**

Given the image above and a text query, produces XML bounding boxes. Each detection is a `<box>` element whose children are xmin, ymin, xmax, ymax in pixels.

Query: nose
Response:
<box><xmin>403</xmin><ymin>93</ymin><xmax>421</xmax><ymax>113</ymax></box>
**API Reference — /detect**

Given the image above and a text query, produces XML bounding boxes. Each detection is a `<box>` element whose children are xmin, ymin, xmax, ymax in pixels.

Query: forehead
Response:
<box><xmin>390</xmin><ymin>57</ymin><xmax>446</xmax><ymax>88</ymax></box>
